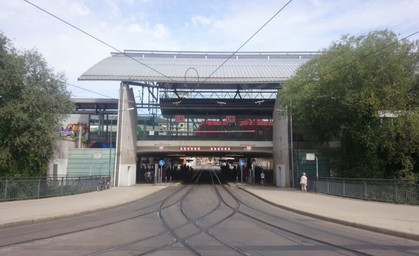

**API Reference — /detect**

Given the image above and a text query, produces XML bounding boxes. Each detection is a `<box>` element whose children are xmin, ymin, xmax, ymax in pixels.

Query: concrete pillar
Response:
<box><xmin>115</xmin><ymin>82</ymin><xmax>138</xmax><ymax>186</ymax></box>
<box><xmin>272</xmin><ymin>98</ymin><xmax>290</xmax><ymax>187</ymax></box>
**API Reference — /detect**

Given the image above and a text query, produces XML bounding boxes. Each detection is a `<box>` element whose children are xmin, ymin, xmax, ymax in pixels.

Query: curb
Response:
<box><xmin>238</xmin><ymin>186</ymin><xmax>419</xmax><ymax>242</ymax></box>
<box><xmin>0</xmin><ymin>185</ymin><xmax>176</xmax><ymax>229</ymax></box>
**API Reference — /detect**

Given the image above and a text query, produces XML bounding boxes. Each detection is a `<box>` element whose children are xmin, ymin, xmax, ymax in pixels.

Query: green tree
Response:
<box><xmin>0</xmin><ymin>33</ymin><xmax>73</xmax><ymax>177</ymax></box>
<box><xmin>279</xmin><ymin>30</ymin><xmax>419</xmax><ymax>179</ymax></box>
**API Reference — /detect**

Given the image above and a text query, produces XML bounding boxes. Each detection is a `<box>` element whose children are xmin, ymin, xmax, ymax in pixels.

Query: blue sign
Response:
<box><xmin>239</xmin><ymin>159</ymin><xmax>245</xmax><ymax>166</ymax></box>
<box><xmin>159</xmin><ymin>160</ymin><xmax>165</xmax><ymax>166</ymax></box>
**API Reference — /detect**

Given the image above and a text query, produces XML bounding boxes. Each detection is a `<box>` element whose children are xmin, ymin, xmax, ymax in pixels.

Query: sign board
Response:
<box><xmin>92</xmin><ymin>153</ymin><xmax>102</xmax><ymax>159</ymax></box>
<box><xmin>175</xmin><ymin>115</ymin><xmax>185</xmax><ymax>122</ymax></box>
<box><xmin>210</xmin><ymin>147</ymin><xmax>231</xmax><ymax>151</ymax></box>
<box><xmin>306</xmin><ymin>153</ymin><xmax>315</xmax><ymax>161</ymax></box>
<box><xmin>159</xmin><ymin>160</ymin><xmax>165</xmax><ymax>166</ymax></box>
<box><xmin>239</xmin><ymin>159</ymin><xmax>246</xmax><ymax>166</ymax></box>
<box><xmin>226</xmin><ymin>115</ymin><xmax>236</xmax><ymax>123</ymax></box>
<box><xmin>180</xmin><ymin>147</ymin><xmax>201</xmax><ymax>151</ymax></box>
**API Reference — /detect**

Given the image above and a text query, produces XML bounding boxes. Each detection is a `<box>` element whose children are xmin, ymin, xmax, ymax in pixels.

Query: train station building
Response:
<box><xmin>50</xmin><ymin>51</ymin><xmax>324</xmax><ymax>187</ymax></box>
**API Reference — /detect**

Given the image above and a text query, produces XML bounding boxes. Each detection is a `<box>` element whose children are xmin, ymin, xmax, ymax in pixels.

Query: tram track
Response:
<box><xmin>146</xmin><ymin>168</ymin><xmax>375</xmax><ymax>255</ymax></box>
<box><xmin>210</xmin><ymin>173</ymin><xmax>374</xmax><ymax>256</ymax></box>
<box><xmin>0</xmin><ymin>168</ymin><xmax>416</xmax><ymax>256</ymax></box>
<box><xmin>0</xmin><ymin>185</ymin><xmax>187</xmax><ymax>249</ymax></box>
<box><xmin>176</xmin><ymin>170</ymin><xmax>248</xmax><ymax>256</ymax></box>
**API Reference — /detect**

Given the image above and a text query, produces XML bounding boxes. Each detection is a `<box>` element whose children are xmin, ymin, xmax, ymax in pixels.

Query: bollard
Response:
<box><xmin>61</xmin><ymin>177</ymin><xmax>64</xmax><ymax>195</ymax></box>
<box><xmin>363</xmin><ymin>180</ymin><xmax>368</xmax><ymax>200</ymax></box>
<box><xmin>236</xmin><ymin>176</ymin><xmax>238</xmax><ymax>184</ymax></box>
<box><xmin>394</xmin><ymin>180</ymin><xmax>398</xmax><ymax>204</ymax></box>
<box><xmin>4</xmin><ymin>179</ymin><xmax>8</xmax><ymax>201</ymax></box>
<box><xmin>165</xmin><ymin>177</ymin><xmax>167</xmax><ymax>183</ymax></box>
<box><xmin>37</xmin><ymin>178</ymin><xmax>41</xmax><ymax>199</ymax></box>
<box><xmin>170</xmin><ymin>176</ymin><xmax>172</xmax><ymax>184</ymax></box>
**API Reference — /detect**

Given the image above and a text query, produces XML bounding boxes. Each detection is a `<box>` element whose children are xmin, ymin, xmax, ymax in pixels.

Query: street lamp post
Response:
<box><xmin>108</xmin><ymin>115</ymin><xmax>114</xmax><ymax>184</ymax></box>
<box><xmin>315</xmin><ymin>155</ymin><xmax>319</xmax><ymax>178</ymax></box>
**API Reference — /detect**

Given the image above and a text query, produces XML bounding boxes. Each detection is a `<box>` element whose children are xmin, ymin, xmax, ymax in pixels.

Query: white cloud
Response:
<box><xmin>153</xmin><ymin>23</ymin><xmax>170</xmax><ymax>39</ymax></box>
<box><xmin>191</xmin><ymin>15</ymin><xmax>211</xmax><ymax>27</ymax></box>
<box><xmin>128</xmin><ymin>23</ymin><xmax>143</xmax><ymax>33</ymax></box>
<box><xmin>1</xmin><ymin>0</ymin><xmax>418</xmax><ymax>98</ymax></box>
<box><xmin>68</xmin><ymin>2</ymin><xmax>90</xmax><ymax>17</ymax></box>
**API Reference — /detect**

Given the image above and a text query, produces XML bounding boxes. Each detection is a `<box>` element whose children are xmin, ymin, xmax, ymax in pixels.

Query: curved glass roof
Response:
<box><xmin>79</xmin><ymin>50</ymin><xmax>317</xmax><ymax>85</ymax></box>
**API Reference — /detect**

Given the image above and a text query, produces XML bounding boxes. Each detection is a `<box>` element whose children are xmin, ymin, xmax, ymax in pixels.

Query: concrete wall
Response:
<box><xmin>66</xmin><ymin>114</ymin><xmax>89</xmax><ymax>125</ymax></box>
<box><xmin>48</xmin><ymin>114</ymin><xmax>90</xmax><ymax>177</ymax></box>
<box><xmin>137</xmin><ymin>140</ymin><xmax>273</xmax><ymax>155</ymax></box>
<box><xmin>115</xmin><ymin>82</ymin><xmax>138</xmax><ymax>186</ymax></box>
<box><xmin>48</xmin><ymin>138</ymin><xmax>75</xmax><ymax>177</ymax></box>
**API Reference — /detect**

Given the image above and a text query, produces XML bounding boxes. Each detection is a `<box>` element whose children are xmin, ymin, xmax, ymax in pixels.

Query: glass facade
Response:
<box><xmin>87</xmin><ymin>113</ymin><xmax>273</xmax><ymax>145</ymax></box>
<box><xmin>137</xmin><ymin>114</ymin><xmax>273</xmax><ymax>141</ymax></box>
<box><xmin>88</xmin><ymin>114</ymin><xmax>117</xmax><ymax>148</ymax></box>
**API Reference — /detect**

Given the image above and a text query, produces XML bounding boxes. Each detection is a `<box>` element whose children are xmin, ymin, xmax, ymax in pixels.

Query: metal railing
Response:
<box><xmin>308</xmin><ymin>177</ymin><xmax>419</xmax><ymax>205</ymax></box>
<box><xmin>0</xmin><ymin>176</ymin><xmax>107</xmax><ymax>202</ymax></box>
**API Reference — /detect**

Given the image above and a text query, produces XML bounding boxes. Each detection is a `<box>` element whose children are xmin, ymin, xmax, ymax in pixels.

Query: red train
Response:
<box><xmin>195</xmin><ymin>120</ymin><xmax>273</xmax><ymax>137</ymax></box>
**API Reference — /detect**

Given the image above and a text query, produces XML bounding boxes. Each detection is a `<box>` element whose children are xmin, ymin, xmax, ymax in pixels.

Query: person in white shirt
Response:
<box><xmin>300</xmin><ymin>173</ymin><xmax>307</xmax><ymax>192</ymax></box>
<box><xmin>260</xmin><ymin>171</ymin><xmax>265</xmax><ymax>186</ymax></box>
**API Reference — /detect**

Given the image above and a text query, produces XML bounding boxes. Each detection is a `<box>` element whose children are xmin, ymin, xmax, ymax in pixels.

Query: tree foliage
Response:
<box><xmin>0</xmin><ymin>33</ymin><xmax>73</xmax><ymax>177</ymax></box>
<box><xmin>279</xmin><ymin>30</ymin><xmax>419</xmax><ymax>179</ymax></box>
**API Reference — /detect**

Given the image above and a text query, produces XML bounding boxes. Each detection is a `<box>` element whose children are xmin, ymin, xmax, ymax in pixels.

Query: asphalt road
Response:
<box><xmin>0</xmin><ymin>168</ymin><xmax>418</xmax><ymax>256</ymax></box>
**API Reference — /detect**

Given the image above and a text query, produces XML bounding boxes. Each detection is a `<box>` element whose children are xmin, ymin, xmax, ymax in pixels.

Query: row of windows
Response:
<box><xmin>88</xmin><ymin>114</ymin><xmax>274</xmax><ymax>142</ymax></box>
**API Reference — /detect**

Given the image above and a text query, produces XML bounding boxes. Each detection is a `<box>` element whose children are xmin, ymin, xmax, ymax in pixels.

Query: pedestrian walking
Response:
<box><xmin>300</xmin><ymin>172</ymin><xmax>307</xmax><ymax>192</ymax></box>
<box><xmin>260</xmin><ymin>171</ymin><xmax>265</xmax><ymax>186</ymax></box>
<box><xmin>146</xmin><ymin>170</ymin><xmax>151</xmax><ymax>183</ymax></box>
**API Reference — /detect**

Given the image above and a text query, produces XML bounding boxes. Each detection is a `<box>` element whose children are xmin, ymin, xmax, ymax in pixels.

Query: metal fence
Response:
<box><xmin>308</xmin><ymin>177</ymin><xmax>419</xmax><ymax>205</ymax></box>
<box><xmin>0</xmin><ymin>176</ymin><xmax>107</xmax><ymax>201</ymax></box>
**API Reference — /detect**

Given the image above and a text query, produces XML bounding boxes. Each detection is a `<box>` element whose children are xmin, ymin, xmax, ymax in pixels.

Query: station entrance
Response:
<box><xmin>136</xmin><ymin>152</ymin><xmax>274</xmax><ymax>186</ymax></box>
<box><xmin>79</xmin><ymin>50</ymin><xmax>316</xmax><ymax>187</ymax></box>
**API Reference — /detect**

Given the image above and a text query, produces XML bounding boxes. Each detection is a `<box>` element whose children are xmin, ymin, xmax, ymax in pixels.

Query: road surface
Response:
<box><xmin>0</xmin><ymin>168</ymin><xmax>418</xmax><ymax>255</ymax></box>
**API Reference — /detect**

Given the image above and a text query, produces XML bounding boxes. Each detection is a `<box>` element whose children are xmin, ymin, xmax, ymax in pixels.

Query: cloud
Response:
<box><xmin>68</xmin><ymin>1</ymin><xmax>90</xmax><ymax>17</ymax></box>
<box><xmin>191</xmin><ymin>15</ymin><xmax>211</xmax><ymax>27</ymax></box>
<box><xmin>1</xmin><ymin>0</ymin><xmax>418</xmax><ymax>98</ymax></box>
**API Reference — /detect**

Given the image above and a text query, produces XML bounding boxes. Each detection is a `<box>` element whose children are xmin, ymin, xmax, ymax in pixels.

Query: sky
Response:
<box><xmin>0</xmin><ymin>0</ymin><xmax>418</xmax><ymax>99</ymax></box>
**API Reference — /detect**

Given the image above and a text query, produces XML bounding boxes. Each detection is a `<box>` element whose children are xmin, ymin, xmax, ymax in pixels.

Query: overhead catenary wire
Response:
<box><xmin>65</xmin><ymin>82</ymin><xmax>116</xmax><ymax>99</ymax></box>
<box><xmin>23</xmin><ymin>0</ymin><xmax>175</xmax><ymax>83</ymax></box>
<box><xmin>202</xmin><ymin>0</ymin><xmax>294</xmax><ymax>83</ymax></box>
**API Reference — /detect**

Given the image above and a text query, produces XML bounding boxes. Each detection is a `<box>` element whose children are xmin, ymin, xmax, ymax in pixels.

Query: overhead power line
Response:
<box><xmin>65</xmin><ymin>82</ymin><xmax>116</xmax><ymax>99</ymax></box>
<box><xmin>203</xmin><ymin>0</ymin><xmax>294</xmax><ymax>83</ymax></box>
<box><xmin>23</xmin><ymin>0</ymin><xmax>175</xmax><ymax>83</ymax></box>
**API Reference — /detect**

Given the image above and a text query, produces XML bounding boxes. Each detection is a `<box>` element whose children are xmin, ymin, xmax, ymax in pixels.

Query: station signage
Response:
<box><xmin>226</xmin><ymin>115</ymin><xmax>236</xmax><ymax>122</ymax></box>
<box><xmin>180</xmin><ymin>147</ymin><xmax>201</xmax><ymax>151</ymax></box>
<box><xmin>175</xmin><ymin>115</ymin><xmax>185</xmax><ymax>122</ymax></box>
<box><xmin>178</xmin><ymin>146</ymin><xmax>232</xmax><ymax>151</ymax></box>
<box><xmin>210</xmin><ymin>147</ymin><xmax>231</xmax><ymax>151</ymax></box>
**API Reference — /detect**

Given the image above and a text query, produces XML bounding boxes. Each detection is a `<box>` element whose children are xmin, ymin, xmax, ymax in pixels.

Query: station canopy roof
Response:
<box><xmin>72</xmin><ymin>98</ymin><xmax>118</xmax><ymax>114</ymax></box>
<box><xmin>79</xmin><ymin>50</ymin><xmax>317</xmax><ymax>89</ymax></box>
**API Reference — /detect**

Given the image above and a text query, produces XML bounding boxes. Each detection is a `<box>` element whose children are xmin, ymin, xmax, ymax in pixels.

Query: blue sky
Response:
<box><xmin>0</xmin><ymin>0</ymin><xmax>418</xmax><ymax>99</ymax></box>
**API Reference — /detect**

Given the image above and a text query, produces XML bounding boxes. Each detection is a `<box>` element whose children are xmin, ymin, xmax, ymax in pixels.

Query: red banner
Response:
<box><xmin>175</xmin><ymin>115</ymin><xmax>185</xmax><ymax>122</ymax></box>
<box><xmin>226</xmin><ymin>115</ymin><xmax>236</xmax><ymax>123</ymax></box>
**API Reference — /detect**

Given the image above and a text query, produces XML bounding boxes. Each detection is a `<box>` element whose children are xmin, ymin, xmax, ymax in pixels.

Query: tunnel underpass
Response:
<box><xmin>136</xmin><ymin>151</ymin><xmax>274</xmax><ymax>186</ymax></box>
